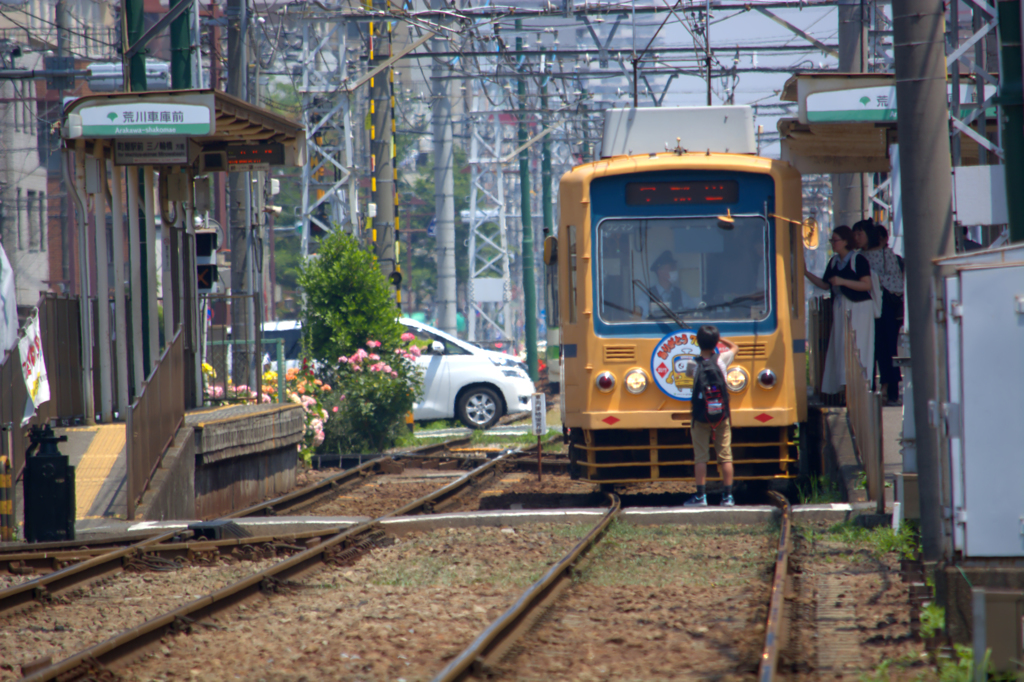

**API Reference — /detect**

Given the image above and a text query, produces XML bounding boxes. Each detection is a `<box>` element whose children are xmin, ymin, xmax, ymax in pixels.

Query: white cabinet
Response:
<box><xmin>946</xmin><ymin>253</ymin><xmax>1024</xmax><ymax>557</ymax></box>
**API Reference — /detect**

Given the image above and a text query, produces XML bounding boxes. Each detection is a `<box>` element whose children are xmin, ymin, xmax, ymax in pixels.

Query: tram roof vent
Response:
<box><xmin>601</xmin><ymin>106</ymin><xmax>756</xmax><ymax>158</ymax></box>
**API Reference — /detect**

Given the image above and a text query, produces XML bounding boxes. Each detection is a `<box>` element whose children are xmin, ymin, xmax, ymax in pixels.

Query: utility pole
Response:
<box><xmin>170</xmin><ymin>0</ymin><xmax>192</xmax><ymax>89</ymax></box>
<box><xmin>227</xmin><ymin>0</ymin><xmax>251</xmax><ymax>383</ymax></box>
<box><xmin>517</xmin><ymin>21</ymin><xmax>538</xmax><ymax>381</ymax></box>
<box><xmin>997</xmin><ymin>0</ymin><xmax>1023</xmax><ymax>241</ymax></box>
<box><xmin>433</xmin><ymin>0</ymin><xmax>456</xmax><ymax>335</ymax></box>
<box><xmin>541</xmin><ymin>62</ymin><xmax>555</xmax><ymax>387</ymax></box>
<box><xmin>370</xmin><ymin>1</ymin><xmax>397</xmax><ymax>290</ymax></box>
<box><xmin>834</xmin><ymin>0</ymin><xmax>870</xmax><ymax>229</ymax></box>
<box><xmin>892</xmin><ymin>0</ymin><xmax>955</xmax><ymax>562</ymax></box>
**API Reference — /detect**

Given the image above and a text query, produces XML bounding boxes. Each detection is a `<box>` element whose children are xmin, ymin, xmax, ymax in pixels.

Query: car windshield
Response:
<box><xmin>262</xmin><ymin>327</ymin><xmax>302</xmax><ymax>360</ymax></box>
<box><xmin>596</xmin><ymin>215</ymin><xmax>770</xmax><ymax>324</ymax></box>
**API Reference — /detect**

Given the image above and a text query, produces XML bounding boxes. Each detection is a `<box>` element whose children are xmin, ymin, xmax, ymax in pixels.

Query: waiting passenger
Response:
<box><xmin>853</xmin><ymin>218</ymin><xmax>903</xmax><ymax>405</ymax></box>
<box><xmin>634</xmin><ymin>250</ymin><xmax>699</xmax><ymax>319</ymax></box>
<box><xmin>804</xmin><ymin>226</ymin><xmax>875</xmax><ymax>396</ymax></box>
<box><xmin>684</xmin><ymin>325</ymin><xmax>739</xmax><ymax>508</ymax></box>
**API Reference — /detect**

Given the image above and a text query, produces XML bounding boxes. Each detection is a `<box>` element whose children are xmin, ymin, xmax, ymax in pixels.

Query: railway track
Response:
<box><xmin>0</xmin><ymin>439</ymin><xmax>506</xmax><ymax>621</ymax></box>
<box><xmin>432</xmin><ymin>491</ymin><xmax>793</xmax><ymax>682</ymax></box>
<box><xmin>10</xmin><ymin>451</ymin><xmax>517</xmax><ymax>681</ymax></box>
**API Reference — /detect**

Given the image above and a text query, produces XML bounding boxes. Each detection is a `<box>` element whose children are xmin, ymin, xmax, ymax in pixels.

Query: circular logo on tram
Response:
<box><xmin>650</xmin><ymin>329</ymin><xmax>702</xmax><ymax>400</ymax></box>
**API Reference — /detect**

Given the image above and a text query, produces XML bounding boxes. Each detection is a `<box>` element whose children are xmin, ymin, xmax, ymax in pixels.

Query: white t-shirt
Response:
<box><xmin>685</xmin><ymin>347</ymin><xmax>737</xmax><ymax>383</ymax></box>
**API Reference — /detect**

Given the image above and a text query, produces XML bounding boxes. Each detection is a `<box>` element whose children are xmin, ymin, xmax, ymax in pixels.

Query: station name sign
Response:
<box><xmin>113</xmin><ymin>138</ymin><xmax>189</xmax><ymax>165</ymax></box>
<box><xmin>76</xmin><ymin>102</ymin><xmax>212</xmax><ymax>137</ymax></box>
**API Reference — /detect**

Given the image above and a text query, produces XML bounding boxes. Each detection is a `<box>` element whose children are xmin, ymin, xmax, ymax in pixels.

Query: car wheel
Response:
<box><xmin>456</xmin><ymin>386</ymin><xmax>501</xmax><ymax>429</ymax></box>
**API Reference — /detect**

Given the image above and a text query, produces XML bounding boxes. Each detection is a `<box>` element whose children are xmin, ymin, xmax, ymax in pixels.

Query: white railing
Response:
<box><xmin>844</xmin><ymin>310</ymin><xmax>886</xmax><ymax>514</ymax></box>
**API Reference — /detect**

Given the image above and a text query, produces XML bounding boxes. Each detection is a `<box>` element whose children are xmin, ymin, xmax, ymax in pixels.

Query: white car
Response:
<box><xmin>401</xmin><ymin>318</ymin><xmax>535</xmax><ymax>429</ymax></box>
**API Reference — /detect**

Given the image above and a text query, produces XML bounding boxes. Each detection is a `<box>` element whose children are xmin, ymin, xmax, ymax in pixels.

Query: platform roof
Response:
<box><xmin>61</xmin><ymin>89</ymin><xmax>305</xmax><ymax>167</ymax></box>
<box><xmin>777</xmin><ymin>72</ymin><xmax>993</xmax><ymax>174</ymax></box>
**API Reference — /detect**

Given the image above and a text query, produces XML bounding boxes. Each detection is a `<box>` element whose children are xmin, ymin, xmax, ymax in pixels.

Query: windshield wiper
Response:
<box><xmin>674</xmin><ymin>291</ymin><xmax>767</xmax><ymax>317</ymax></box>
<box><xmin>632</xmin><ymin>279</ymin><xmax>689</xmax><ymax>329</ymax></box>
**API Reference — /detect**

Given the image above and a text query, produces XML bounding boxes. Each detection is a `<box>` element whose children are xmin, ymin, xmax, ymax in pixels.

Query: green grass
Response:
<box><xmin>800</xmin><ymin>520</ymin><xmax>920</xmax><ymax>559</ymax></box>
<box><xmin>921</xmin><ymin>602</ymin><xmax>945</xmax><ymax>639</ymax></box>
<box><xmin>797</xmin><ymin>475</ymin><xmax>844</xmax><ymax>504</ymax></box>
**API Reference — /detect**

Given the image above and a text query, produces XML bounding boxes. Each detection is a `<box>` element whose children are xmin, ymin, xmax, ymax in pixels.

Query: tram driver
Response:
<box><xmin>634</xmin><ymin>250</ymin><xmax>699</xmax><ymax>319</ymax></box>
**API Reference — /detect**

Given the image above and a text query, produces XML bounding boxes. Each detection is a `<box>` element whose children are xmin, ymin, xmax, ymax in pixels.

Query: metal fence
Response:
<box><xmin>201</xmin><ymin>294</ymin><xmax>264</xmax><ymax>404</ymax></box>
<box><xmin>807</xmin><ymin>296</ymin><xmax>843</xmax><ymax>406</ymax></box>
<box><xmin>843</xmin><ymin>310</ymin><xmax>886</xmax><ymax>514</ymax></box>
<box><xmin>126</xmin><ymin>328</ymin><xmax>184</xmax><ymax>520</ymax></box>
<box><xmin>204</xmin><ymin>339</ymin><xmax>286</xmax><ymax>404</ymax></box>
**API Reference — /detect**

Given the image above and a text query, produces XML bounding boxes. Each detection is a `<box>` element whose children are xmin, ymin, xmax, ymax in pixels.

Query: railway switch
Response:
<box><xmin>24</xmin><ymin>425</ymin><xmax>75</xmax><ymax>543</ymax></box>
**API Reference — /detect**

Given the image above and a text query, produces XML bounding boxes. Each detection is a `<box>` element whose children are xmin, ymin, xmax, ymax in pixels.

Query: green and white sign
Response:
<box><xmin>80</xmin><ymin>102</ymin><xmax>211</xmax><ymax>136</ymax></box>
<box><xmin>806</xmin><ymin>84</ymin><xmax>997</xmax><ymax>123</ymax></box>
<box><xmin>806</xmin><ymin>87</ymin><xmax>897</xmax><ymax>122</ymax></box>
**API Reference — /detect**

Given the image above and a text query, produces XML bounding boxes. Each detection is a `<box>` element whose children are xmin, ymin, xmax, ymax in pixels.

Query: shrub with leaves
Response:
<box><xmin>320</xmin><ymin>335</ymin><xmax>423</xmax><ymax>455</ymax></box>
<box><xmin>298</xmin><ymin>232</ymin><xmax>405</xmax><ymax>361</ymax></box>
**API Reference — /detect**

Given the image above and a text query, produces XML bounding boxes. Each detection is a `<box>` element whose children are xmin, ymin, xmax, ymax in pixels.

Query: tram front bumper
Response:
<box><xmin>574</xmin><ymin>407</ymin><xmax>798</xmax><ymax>430</ymax></box>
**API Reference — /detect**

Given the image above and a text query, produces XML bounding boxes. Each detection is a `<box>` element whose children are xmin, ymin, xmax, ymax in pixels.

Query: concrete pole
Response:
<box><xmin>92</xmin><ymin>144</ymin><xmax>113</xmax><ymax>423</ymax></box>
<box><xmin>227</xmin><ymin>0</ymin><xmax>250</xmax><ymax>383</ymax></box>
<box><xmin>517</xmin><ymin>23</ymin><xmax>538</xmax><ymax>381</ymax></box>
<box><xmin>161</xmin><ymin>175</ymin><xmax>175</xmax><ymax>351</ymax></box>
<box><xmin>370</xmin><ymin>8</ymin><xmax>396</xmax><ymax>284</ymax></box>
<box><xmin>127</xmin><ymin>168</ymin><xmax>144</xmax><ymax>392</ymax></box>
<box><xmin>834</xmin><ymin>0</ymin><xmax>870</xmax><ymax>228</ymax></box>
<box><xmin>432</xmin><ymin>3</ymin><xmax>457</xmax><ymax>335</ymax></box>
<box><xmin>143</xmin><ymin>167</ymin><xmax>158</xmax><ymax>361</ymax></box>
<box><xmin>108</xmin><ymin>160</ymin><xmax>130</xmax><ymax>416</ymax></box>
<box><xmin>70</xmin><ymin>142</ymin><xmax>95</xmax><ymax>424</ymax></box>
<box><xmin>892</xmin><ymin>0</ymin><xmax>956</xmax><ymax>562</ymax></box>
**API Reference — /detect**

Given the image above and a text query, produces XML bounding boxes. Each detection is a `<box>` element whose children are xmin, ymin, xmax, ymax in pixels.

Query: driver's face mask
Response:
<box><xmin>669</xmin><ymin>271</ymin><xmax>679</xmax><ymax>284</ymax></box>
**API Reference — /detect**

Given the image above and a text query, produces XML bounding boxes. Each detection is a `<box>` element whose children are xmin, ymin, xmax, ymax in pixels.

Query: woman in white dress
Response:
<box><xmin>804</xmin><ymin>225</ymin><xmax>875</xmax><ymax>395</ymax></box>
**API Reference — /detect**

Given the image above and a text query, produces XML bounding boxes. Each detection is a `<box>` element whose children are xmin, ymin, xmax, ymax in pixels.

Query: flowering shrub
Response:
<box><xmin>284</xmin><ymin>362</ymin><xmax>332</xmax><ymax>461</ymax></box>
<box><xmin>320</xmin><ymin>336</ymin><xmax>423</xmax><ymax>455</ymax></box>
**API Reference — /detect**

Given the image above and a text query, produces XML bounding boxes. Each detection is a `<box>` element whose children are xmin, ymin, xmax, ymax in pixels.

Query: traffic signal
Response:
<box><xmin>196</xmin><ymin>230</ymin><xmax>218</xmax><ymax>293</ymax></box>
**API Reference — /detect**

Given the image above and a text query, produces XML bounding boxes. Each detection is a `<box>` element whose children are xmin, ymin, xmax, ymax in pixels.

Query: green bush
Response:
<box><xmin>298</xmin><ymin>232</ymin><xmax>404</xmax><ymax>360</ymax></box>
<box><xmin>320</xmin><ymin>340</ymin><xmax>423</xmax><ymax>454</ymax></box>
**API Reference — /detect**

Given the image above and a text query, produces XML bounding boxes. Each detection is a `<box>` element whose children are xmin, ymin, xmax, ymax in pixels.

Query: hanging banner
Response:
<box><xmin>19</xmin><ymin>315</ymin><xmax>50</xmax><ymax>425</ymax></box>
<box><xmin>0</xmin><ymin>244</ymin><xmax>17</xmax><ymax>355</ymax></box>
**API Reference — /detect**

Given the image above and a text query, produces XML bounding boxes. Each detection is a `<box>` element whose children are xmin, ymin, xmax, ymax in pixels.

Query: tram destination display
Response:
<box><xmin>625</xmin><ymin>181</ymin><xmax>738</xmax><ymax>206</ymax></box>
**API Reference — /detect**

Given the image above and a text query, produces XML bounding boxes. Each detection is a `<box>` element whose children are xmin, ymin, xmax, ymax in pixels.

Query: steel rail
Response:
<box><xmin>432</xmin><ymin>492</ymin><xmax>621</xmax><ymax>682</ymax></box>
<box><xmin>0</xmin><ymin>437</ymin><xmax>475</xmax><ymax>616</ymax></box>
<box><xmin>18</xmin><ymin>454</ymin><xmax>513</xmax><ymax>682</ymax></box>
<box><xmin>0</xmin><ymin>531</ymin><xmax>180</xmax><ymax>619</ymax></box>
<box><xmin>759</xmin><ymin>490</ymin><xmax>793</xmax><ymax>682</ymax></box>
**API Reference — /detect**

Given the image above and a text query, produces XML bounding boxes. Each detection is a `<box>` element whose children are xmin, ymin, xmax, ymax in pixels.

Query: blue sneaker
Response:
<box><xmin>684</xmin><ymin>494</ymin><xmax>707</xmax><ymax>507</ymax></box>
<box><xmin>720</xmin><ymin>494</ymin><xmax>735</xmax><ymax>507</ymax></box>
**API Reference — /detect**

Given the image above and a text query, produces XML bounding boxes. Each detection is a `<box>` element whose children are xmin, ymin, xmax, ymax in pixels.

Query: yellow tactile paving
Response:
<box><xmin>74</xmin><ymin>425</ymin><xmax>126</xmax><ymax>520</ymax></box>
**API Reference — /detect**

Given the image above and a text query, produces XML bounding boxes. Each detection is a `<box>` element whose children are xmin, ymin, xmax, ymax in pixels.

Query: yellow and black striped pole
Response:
<box><xmin>0</xmin><ymin>455</ymin><xmax>11</xmax><ymax>541</ymax></box>
<box><xmin>369</xmin><ymin>0</ymin><xmax>399</xmax><ymax>304</ymax></box>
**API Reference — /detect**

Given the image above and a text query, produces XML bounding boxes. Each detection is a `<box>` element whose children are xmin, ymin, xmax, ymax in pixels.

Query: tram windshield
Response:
<box><xmin>596</xmin><ymin>216</ymin><xmax>770</xmax><ymax>325</ymax></box>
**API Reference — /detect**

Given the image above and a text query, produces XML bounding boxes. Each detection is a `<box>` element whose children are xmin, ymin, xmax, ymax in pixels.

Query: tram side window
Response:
<box><xmin>568</xmin><ymin>225</ymin><xmax>577</xmax><ymax>324</ymax></box>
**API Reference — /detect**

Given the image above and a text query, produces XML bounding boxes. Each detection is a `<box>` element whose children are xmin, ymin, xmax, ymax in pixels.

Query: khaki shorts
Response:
<box><xmin>691</xmin><ymin>420</ymin><xmax>733</xmax><ymax>464</ymax></box>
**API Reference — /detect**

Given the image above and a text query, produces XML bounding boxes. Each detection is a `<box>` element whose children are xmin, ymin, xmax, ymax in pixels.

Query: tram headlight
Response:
<box><xmin>624</xmin><ymin>369</ymin><xmax>648</xmax><ymax>394</ymax></box>
<box><xmin>757</xmin><ymin>368</ymin><xmax>778</xmax><ymax>389</ymax></box>
<box><xmin>725</xmin><ymin>366</ymin><xmax>748</xmax><ymax>393</ymax></box>
<box><xmin>595</xmin><ymin>371</ymin><xmax>616</xmax><ymax>393</ymax></box>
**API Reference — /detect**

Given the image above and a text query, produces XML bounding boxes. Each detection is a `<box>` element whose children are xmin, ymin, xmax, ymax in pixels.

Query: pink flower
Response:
<box><xmin>338</xmin><ymin>356</ymin><xmax>348</xmax><ymax>363</ymax></box>
<box><xmin>390</xmin><ymin>371</ymin><xmax>398</xmax><ymax>378</ymax></box>
<box><xmin>352</xmin><ymin>365</ymin><xmax>362</xmax><ymax>372</ymax></box>
<box><xmin>409</xmin><ymin>346</ymin><xmax>421</xmax><ymax>357</ymax></box>
<box><xmin>366</xmin><ymin>340</ymin><xmax>381</xmax><ymax>349</ymax></box>
<box><xmin>314</xmin><ymin>430</ymin><xmax>325</xmax><ymax>446</ymax></box>
<box><xmin>351</xmin><ymin>349</ymin><xmax>368</xmax><ymax>363</ymax></box>
<box><xmin>382</xmin><ymin>364</ymin><xmax>392</xmax><ymax>373</ymax></box>
<box><xmin>332</xmin><ymin>406</ymin><xmax>339</xmax><ymax>413</ymax></box>
<box><xmin>394</xmin><ymin>348</ymin><xmax>404</xmax><ymax>354</ymax></box>
<box><xmin>368</xmin><ymin>353</ymin><xmax>380</xmax><ymax>361</ymax></box>
<box><xmin>401</xmin><ymin>332</ymin><xmax>415</xmax><ymax>342</ymax></box>
<box><xmin>261</xmin><ymin>394</ymin><xmax>271</xmax><ymax>403</ymax></box>
<box><xmin>370</xmin><ymin>362</ymin><xmax>386</xmax><ymax>372</ymax></box>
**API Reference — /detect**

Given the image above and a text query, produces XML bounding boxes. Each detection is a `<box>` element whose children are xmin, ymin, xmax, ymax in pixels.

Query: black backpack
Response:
<box><xmin>691</xmin><ymin>356</ymin><xmax>729</xmax><ymax>424</ymax></box>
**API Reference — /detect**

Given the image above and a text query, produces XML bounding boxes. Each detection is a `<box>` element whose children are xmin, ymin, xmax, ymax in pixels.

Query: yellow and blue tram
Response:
<box><xmin>551</xmin><ymin>124</ymin><xmax>808</xmax><ymax>485</ymax></box>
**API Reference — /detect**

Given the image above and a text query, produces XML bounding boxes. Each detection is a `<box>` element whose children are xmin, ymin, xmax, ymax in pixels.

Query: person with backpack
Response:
<box><xmin>853</xmin><ymin>219</ymin><xmax>904</xmax><ymax>405</ymax></box>
<box><xmin>804</xmin><ymin>225</ymin><xmax>875</xmax><ymax>396</ymax></box>
<box><xmin>684</xmin><ymin>325</ymin><xmax>739</xmax><ymax>507</ymax></box>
